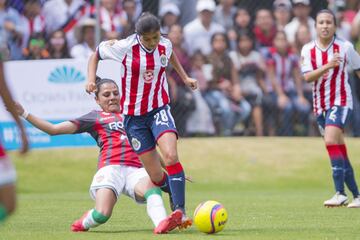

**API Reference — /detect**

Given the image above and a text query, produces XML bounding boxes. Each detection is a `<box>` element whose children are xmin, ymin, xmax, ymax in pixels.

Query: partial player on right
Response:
<box><xmin>301</xmin><ymin>9</ymin><xmax>360</xmax><ymax>208</ymax></box>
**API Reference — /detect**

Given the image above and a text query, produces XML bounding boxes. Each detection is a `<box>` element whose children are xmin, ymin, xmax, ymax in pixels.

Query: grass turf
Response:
<box><xmin>1</xmin><ymin>137</ymin><xmax>360</xmax><ymax>240</ymax></box>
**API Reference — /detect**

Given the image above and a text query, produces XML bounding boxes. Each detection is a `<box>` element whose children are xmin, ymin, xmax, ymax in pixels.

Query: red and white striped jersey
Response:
<box><xmin>301</xmin><ymin>37</ymin><xmax>360</xmax><ymax>114</ymax></box>
<box><xmin>19</xmin><ymin>15</ymin><xmax>46</xmax><ymax>49</ymax></box>
<box><xmin>266</xmin><ymin>47</ymin><xmax>299</xmax><ymax>93</ymax></box>
<box><xmin>97</xmin><ymin>34</ymin><xmax>173</xmax><ymax>116</ymax></box>
<box><xmin>71</xmin><ymin>111</ymin><xmax>142</xmax><ymax>170</ymax></box>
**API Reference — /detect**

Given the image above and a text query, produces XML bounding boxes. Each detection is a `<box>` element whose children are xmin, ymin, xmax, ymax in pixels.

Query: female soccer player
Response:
<box><xmin>86</xmin><ymin>13</ymin><xmax>197</xmax><ymax>227</ymax></box>
<box><xmin>301</xmin><ymin>9</ymin><xmax>360</xmax><ymax>208</ymax></box>
<box><xmin>15</xmin><ymin>77</ymin><xmax>177</xmax><ymax>233</ymax></box>
<box><xmin>0</xmin><ymin>56</ymin><xmax>29</xmax><ymax>222</ymax></box>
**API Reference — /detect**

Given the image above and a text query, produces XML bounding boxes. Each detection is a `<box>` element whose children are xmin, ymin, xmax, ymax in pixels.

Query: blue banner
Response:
<box><xmin>0</xmin><ymin>120</ymin><xmax>96</xmax><ymax>150</ymax></box>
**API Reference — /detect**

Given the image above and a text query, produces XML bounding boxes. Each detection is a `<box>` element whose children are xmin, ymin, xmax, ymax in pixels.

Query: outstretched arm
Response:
<box><xmin>0</xmin><ymin>61</ymin><xmax>28</xmax><ymax>154</ymax></box>
<box><xmin>169</xmin><ymin>52</ymin><xmax>197</xmax><ymax>90</ymax></box>
<box><xmin>14</xmin><ymin>102</ymin><xmax>77</xmax><ymax>135</ymax></box>
<box><xmin>86</xmin><ymin>52</ymin><xmax>100</xmax><ymax>93</ymax></box>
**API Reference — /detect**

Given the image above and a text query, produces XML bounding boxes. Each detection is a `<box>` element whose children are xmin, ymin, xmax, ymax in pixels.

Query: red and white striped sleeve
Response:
<box><xmin>97</xmin><ymin>37</ymin><xmax>130</xmax><ymax>62</ymax></box>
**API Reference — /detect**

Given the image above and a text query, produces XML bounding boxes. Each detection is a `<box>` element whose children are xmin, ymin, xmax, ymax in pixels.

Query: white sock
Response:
<box><xmin>82</xmin><ymin>209</ymin><xmax>101</xmax><ymax>229</ymax></box>
<box><xmin>146</xmin><ymin>194</ymin><xmax>167</xmax><ymax>227</ymax></box>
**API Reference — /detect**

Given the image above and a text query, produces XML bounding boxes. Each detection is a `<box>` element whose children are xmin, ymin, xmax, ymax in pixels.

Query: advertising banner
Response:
<box><xmin>0</xmin><ymin>58</ymin><xmax>121</xmax><ymax>150</ymax></box>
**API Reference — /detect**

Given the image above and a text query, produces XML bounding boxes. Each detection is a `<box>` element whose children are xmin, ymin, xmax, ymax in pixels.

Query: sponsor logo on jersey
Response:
<box><xmin>48</xmin><ymin>66</ymin><xmax>85</xmax><ymax>83</ymax></box>
<box><xmin>160</xmin><ymin>54</ymin><xmax>167</xmax><ymax>67</ymax></box>
<box><xmin>131</xmin><ymin>137</ymin><xmax>141</xmax><ymax>151</ymax></box>
<box><xmin>108</xmin><ymin>121</ymin><xmax>125</xmax><ymax>131</ymax></box>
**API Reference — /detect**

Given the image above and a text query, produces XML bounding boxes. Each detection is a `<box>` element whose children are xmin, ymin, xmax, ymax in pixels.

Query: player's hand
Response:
<box><xmin>85</xmin><ymin>82</ymin><xmax>97</xmax><ymax>94</ymax></box>
<box><xmin>185</xmin><ymin>77</ymin><xmax>197</xmax><ymax>90</ymax></box>
<box><xmin>19</xmin><ymin>129</ymin><xmax>29</xmax><ymax>155</ymax></box>
<box><xmin>13</xmin><ymin>102</ymin><xmax>24</xmax><ymax>116</ymax></box>
<box><xmin>328</xmin><ymin>53</ymin><xmax>342</xmax><ymax>69</ymax></box>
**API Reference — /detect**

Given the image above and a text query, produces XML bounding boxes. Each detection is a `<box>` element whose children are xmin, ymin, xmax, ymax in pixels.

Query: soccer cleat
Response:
<box><xmin>347</xmin><ymin>197</ymin><xmax>360</xmax><ymax>208</ymax></box>
<box><xmin>323</xmin><ymin>192</ymin><xmax>348</xmax><ymax>207</ymax></box>
<box><xmin>71</xmin><ymin>211</ymin><xmax>89</xmax><ymax>232</ymax></box>
<box><xmin>153</xmin><ymin>209</ymin><xmax>183</xmax><ymax>234</ymax></box>
<box><xmin>178</xmin><ymin>215</ymin><xmax>192</xmax><ymax>230</ymax></box>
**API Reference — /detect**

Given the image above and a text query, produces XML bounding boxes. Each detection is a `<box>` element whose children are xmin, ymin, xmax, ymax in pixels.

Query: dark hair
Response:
<box><xmin>211</xmin><ymin>32</ymin><xmax>230</xmax><ymax>49</ymax></box>
<box><xmin>95</xmin><ymin>76</ymin><xmax>118</xmax><ymax>97</ymax></box>
<box><xmin>315</xmin><ymin>9</ymin><xmax>337</xmax><ymax>26</ymax></box>
<box><xmin>135</xmin><ymin>12</ymin><xmax>160</xmax><ymax>35</ymax></box>
<box><xmin>47</xmin><ymin>30</ymin><xmax>70</xmax><ymax>59</ymax></box>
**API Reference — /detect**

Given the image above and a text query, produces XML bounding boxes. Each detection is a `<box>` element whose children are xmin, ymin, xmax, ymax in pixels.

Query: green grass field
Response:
<box><xmin>2</xmin><ymin>137</ymin><xmax>360</xmax><ymax>240</ymax></box>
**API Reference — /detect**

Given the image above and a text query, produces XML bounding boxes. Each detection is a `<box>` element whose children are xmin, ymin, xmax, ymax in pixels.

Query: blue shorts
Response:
<box><xmin>316</xmin><ymin>105</ymin><xmax>352</xmax><ymax>135</ymax></box>
<box><xmin>124</xmin><ymin>105</ymin><xmax>178</xmax><ymax>154</ymax></box>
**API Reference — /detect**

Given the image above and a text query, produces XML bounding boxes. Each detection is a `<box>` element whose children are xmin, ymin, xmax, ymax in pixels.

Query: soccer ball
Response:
<box><xmin>193</xmin><ymin>200</ymin><xmax>228</xmax><ymax>234</ymax></box>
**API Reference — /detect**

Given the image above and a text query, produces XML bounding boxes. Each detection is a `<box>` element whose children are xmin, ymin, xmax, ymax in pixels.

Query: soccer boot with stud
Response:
<box><xmin>323</xmin><ymin>192</ymin><xmax>348</xmax><ymax>207</ymax></box>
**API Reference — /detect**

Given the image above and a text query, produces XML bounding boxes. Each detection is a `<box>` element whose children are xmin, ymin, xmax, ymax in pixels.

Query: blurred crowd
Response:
<box><xmin>1</xmin><ymin>0</ymin><xmax>360</xmax><ymax>137</ymax></box>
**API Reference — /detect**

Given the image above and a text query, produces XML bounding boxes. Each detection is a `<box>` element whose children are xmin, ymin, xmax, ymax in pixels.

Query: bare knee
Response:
<box><xmin>163</xmin><ymin>151</ymin><xmax>178</xmax><ymax>166</ymax></box>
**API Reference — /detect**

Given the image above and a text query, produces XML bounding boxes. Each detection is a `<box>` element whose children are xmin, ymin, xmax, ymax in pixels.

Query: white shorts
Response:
<box><xmin>0</xmin><ymin>157</ymin><xmax>16</xmax><ymax>187</ymax></box>
<box><xmin>89</xmin><ymin>165</ymin><xmax>148</xmax><ymax>204</ymax></box>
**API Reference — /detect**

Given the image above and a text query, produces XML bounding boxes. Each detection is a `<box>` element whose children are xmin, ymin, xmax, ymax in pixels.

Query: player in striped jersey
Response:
<box><xmin>87</xmin><ymin>13</ymin><xmax>197</xmax><ymax>229</ymax></box>
<box><xmin>301</xmin><ymin>9</ymin><xmax>360</xmax><ymax>208</ymax></box>
<box><xmin>0</xmin><ymin>53</ymin><xmax>29</xmax><ymax>223</ymax></box>
<box><xmin>14</xmin><ymin>77</ymin><xmax>179</xmax><ymax>234</ymax></box>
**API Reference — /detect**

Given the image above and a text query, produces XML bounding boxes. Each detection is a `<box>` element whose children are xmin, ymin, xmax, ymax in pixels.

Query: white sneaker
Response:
<box><xmin>323</xmin><ymin>192</ymin><xmax>348</xmax><ymax>207</ymax></box>
<box><xmin>347</xmin><ymin>197</ymin><xmax>360</xmax><ymax>208</ymax></box>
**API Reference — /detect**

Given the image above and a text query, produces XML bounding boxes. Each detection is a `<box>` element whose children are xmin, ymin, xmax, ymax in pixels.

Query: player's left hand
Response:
<box><xmin>185</xmin><ymin>77</ymin><xmax>198</xmax><ymax>90</ymax></box>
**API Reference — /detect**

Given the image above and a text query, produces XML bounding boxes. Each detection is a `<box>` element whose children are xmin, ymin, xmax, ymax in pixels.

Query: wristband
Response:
<box><xmin>21</xmin><ymin>110</ymin><xmax>29</xmax><ymax>119</ymax></box>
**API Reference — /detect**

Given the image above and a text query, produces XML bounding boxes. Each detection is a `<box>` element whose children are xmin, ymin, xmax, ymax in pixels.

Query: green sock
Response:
<box><xmin>0</xmin><ymin>204</ymin><xmax>7</xmax><ymax>222</ymax></box>
<box><xmin>92</xmin><ymin>209</ymin><xmax>110</xmax><ymax>224</ymax></box>
<box><xmin>144</xmin><ymin>187</ymin><xmax>162</xmax><ymax>200</ymax></box>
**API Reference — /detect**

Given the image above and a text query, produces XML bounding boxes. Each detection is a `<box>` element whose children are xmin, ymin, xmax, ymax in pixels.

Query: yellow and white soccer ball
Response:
<box><xmin>193</xmin><ymin>200</ymin><xmax>228</xmax><ymax>234</ymax></box>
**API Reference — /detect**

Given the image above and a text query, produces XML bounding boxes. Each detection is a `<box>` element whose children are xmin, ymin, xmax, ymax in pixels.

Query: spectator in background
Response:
<box><xmin>213</xmin><ymin>0</ymin><xmax>237</xmax><ymax>32</ymax></box>
<box><xmin>228</xmin><ymin>7</ymin><xmax>252</xmax><ymax>51</ymax></box>
<box><xmin>167</xmin><ymin>24</ymin><xmax>195</xmax><ymax>137</ymax></box>
<box><xmin>284</xmin><ymin>0</ymin><xmax>315</xmax><ymax>44</ymax></box>
<box><xmin>70</xmin><ymin>18</ymin><xmax>98</xmax><ymax>59</ymax></box>
<box><xmin>120</xmin><ymin>0</ymin><xmax>137</xmax><ymax>38</ymax></box>
<box><xmin>19</xmin><ymin>0</ymin><xmax>45</xmax><ymax>51</ymax></box>
<box><xmin>99</xmin><ymin>0</ymin><xmax>127</xmax><ymax>40</ymax></box>
<box><xmin>252</xmin><ymin>8</ymin><xmax>276</xmax><ymax>52</ymax></box>
<box><xmin>42</xmin><ymin>0</ymin><xmax>91</xmax><ymax>48</ymax></box>
<box><xmin>294</xmin><ymin>24</ymin><xmax>318</xmax><ymax>136</ymax></box>
<box><xmin>159</xmin><ymin>2</ymin><xmax>180</xmax><ymax>34</ymax></box>
<box><xmin>273</xmin><ymin>0</ymin><xmax>292</xmax><ymax>30</ymax></box>
<box><xmin>0</xmin><ymin>0</ymin><xmax>23</xmax><ymax>60</ymax></box>
<box><xmin>183</xmin><ymin>0</ymin><xmax>224</xmax><ymax>56</ymax></box>
<box><xmin>187</xmin><ymin>51</ymin><xmax>215</xmax><ymax>136</ymax></box>
<box><xmin>267</xmin><ymin>30</ymin><xmax>310</xmax><ymax>136</ymax></box>
<box><xmin>229</xmin><ymin>31</ymin><xmax>267</xmax><ymax>136</ymax></box>
<box><xmin>160</xmin><ymin>0</ymin><xmax>197</xmax><ymax>27</ymax></box>
<box><xmin>22</xmin><ymin>33</ymin><xmax>49</xmax><ymax>60</ymax></box>
<box><xmin>335</xmin><ymin>1</ymin><xmax>351</xmax><ymax>41</ymax></box>
<box><xmin>47</xmin><ymin>30</ymin><xmax>70</xmax><ymax>59</ymax></box>
<box><xmin>206</xmin><ymin>32</ymin><xmax>251</xmax><ymax>136</ymax></box>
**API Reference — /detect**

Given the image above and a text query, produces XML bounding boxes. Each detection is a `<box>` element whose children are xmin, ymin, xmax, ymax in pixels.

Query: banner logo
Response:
<box><xmin>48</xmin><ymin>66</ymin><xmax>85</xmax><ymax>83</ymax></box>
